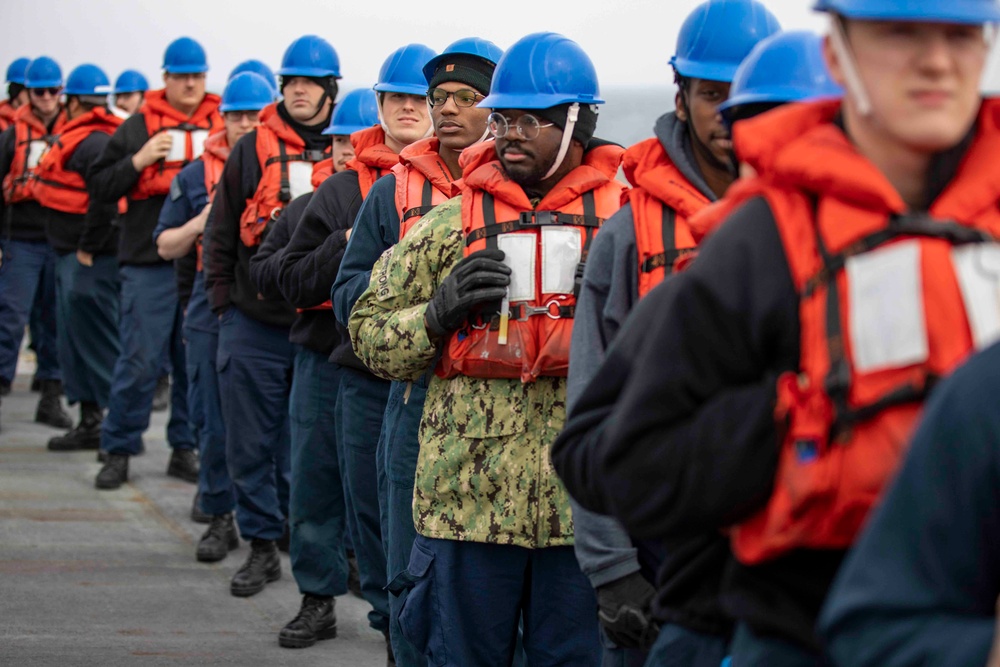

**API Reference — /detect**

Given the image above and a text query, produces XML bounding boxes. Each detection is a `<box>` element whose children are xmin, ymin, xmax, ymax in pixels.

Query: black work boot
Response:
<box><xmin>190</xmin><ymin>491</ymin><xmax>210</xmax><ymax>524</ymax></box>
<box><xmin>151</xmin><ymin>374</ymin><xmax>170</xmax><ymax>412</ymax></box>
<box><xmin>95</xmin><ymin>454</ymin><xmax>129</xmax><ymax>490</ymax></box>
<box><xmin>278</xmin><ymin>594</ymin><xmax>337</xmax><ymax>648</ymax></box>
<box><xmin>197</xmin><ymin>513</ymin><xmax>239</xmax><ymax>562</ymax></box>
<box><xmin>35</xmin><ymin>380</ymin><xmax>72</xmax><ymax>429</ymax></box>
<box><xmin>0</xmin><ymin>378</ymin><xmax>10</xmax><ymax>396</ymax></box>
<box><xmin>30</xmin><ymin>374</ymin><xmax>41</xmax><ymax>392</ymax></box>
<box><xmin>231</xmin><ymin>538</ymin><xmax>281</xmax><ymax>596</ymax></box>
<box><xmin>166</xmin><ymin>448</ymin><xmax>199</xmax><ymax>483</ymax></box>
<box><xmin>48</xmin><ymin>402</ymin><xmax>103</xmax><ymax>451</ymax></box>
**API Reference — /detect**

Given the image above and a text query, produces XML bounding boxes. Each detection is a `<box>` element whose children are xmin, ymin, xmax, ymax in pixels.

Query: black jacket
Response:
<box><xmin>276</xmin><ymin>170</ymin><xmax>361</xmax><ymax>369</ymax></box>
<box><xmin>203</xmin><ymin>128</ymin><xmax>294</xmax><ymax>328</ymax></box>
<box><xmin>87</xmin><ymin>113</ymin><xmax>169</xmax><ymax>265</ymax></box>
<box><xmin>44</xmin><ymin>132</ymin><xmax>119</xmax><ymax>256</ymax></box>
<box><xmin>204</xmin><ymin>104</ymin><xmax>330</xmax><ymax>329</ymax></box>
<box><xmin>250</xmin><ymin>192</ymin><xmax>345</xmax><ymax>355</ymax></box>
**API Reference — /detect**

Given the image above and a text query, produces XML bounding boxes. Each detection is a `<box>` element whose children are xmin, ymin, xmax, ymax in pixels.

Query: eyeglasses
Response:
<box><xmin>30</xmin><ymin>88</ymin><xmax>61</xmax><ymax>98</ymax></box>
<box><xmin>427</xmin><ymin>88</ymin><xmax>484</xmax><ymax>108</ymax></box>
<box><xmin>487</xmin><ymin>113</ymin><xmax>555</xmax><ymax>141</ymax></box>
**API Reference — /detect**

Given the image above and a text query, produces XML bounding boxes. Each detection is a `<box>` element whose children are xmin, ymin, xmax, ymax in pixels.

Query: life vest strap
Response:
<box><xmin>804</xmin><ymin>214</ymin><xmax>993</xmax><ymax>296</ymax></box>
<box><xmin>402</xmin><ymin>179</ymin><xmax>437</xmax><ymax>222</ymax></box>
<box><xmin>465</xmin><ymin>207</ymin><xmax>605</xmax><ymax>246</ymax></box>
<box><xmin>509</xmin><ymin>302</ymin><xmax>576</xmax><ymax>321</ymax></box>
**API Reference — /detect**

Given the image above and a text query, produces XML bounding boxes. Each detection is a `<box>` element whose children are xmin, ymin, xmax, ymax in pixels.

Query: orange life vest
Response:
<box><xmin>0</xmin><ymin>100</ymin><xmax>16</xmax><ymax>132</ymax></box>
<box><xmin>391</xmin><ymin>136</ymin><xmax>459</xmax><ymax>241</ymax></box>
<box><xmin>3</xmin><ymin>104</ymin><xmax>68</xmax><ymax>205</ymax></box>
<box><xmin>346</xmin><ymin>125</ymin><xmax>399</xmax><ymax>199</ymax></box>
<box><xmin>624</xmin><ymin>137</ymin><xmax>711</xmax><ymax>297</ymax></box>
<box><xmin>130</xmin><ymin>89</ymin><xmax>221</xmax><ymax>202</ymax></box>
<box><xmin>438</xmin><ymin>141</ymin><xmax>627</xmax><ymax>383</ymax></box>
<box><xmin>721</xmin><ymin>99</ymin><xmax>1000</xmax><ymax>565</ymax></box>
<box><xmin>194</xmin><ymin>130</ymin><xmax>232</xmax><ymax>272</ymax></box>
<box><xmin>31</xmin><ymin>107</ymin><xmax>123</xmax><ymax>215</ymax></box>
<box><xmin>239</xmin><ymin>103</ymin><xmax>331</xmax><ymax>248</ymax></box>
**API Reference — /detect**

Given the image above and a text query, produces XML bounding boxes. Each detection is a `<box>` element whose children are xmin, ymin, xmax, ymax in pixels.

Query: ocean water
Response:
<box><xmin>597</xmin><ymin>86</ymin><xmax>678</xmax><ymax>149</ymax></box>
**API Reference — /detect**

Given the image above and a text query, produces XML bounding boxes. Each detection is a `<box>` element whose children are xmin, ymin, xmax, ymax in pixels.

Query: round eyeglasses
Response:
<box><xmin>487</xmin><ymin>113</ymin><xmax>555</xmax><ymax>141</ymax></box>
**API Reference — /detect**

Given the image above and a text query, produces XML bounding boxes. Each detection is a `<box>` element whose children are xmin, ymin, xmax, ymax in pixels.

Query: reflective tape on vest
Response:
<box><xmin>953</xmin><ymin>243</ymin><xmax>1000</xmax><ymax>350</ymax></box>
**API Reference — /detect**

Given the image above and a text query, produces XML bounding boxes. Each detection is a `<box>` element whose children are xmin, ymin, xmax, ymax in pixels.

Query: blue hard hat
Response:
<box><xmin>323</xmin><ymin>88</ymin><xmax>379</xmax><ymax>135</ymax></box>
<box><xmin>278</xmin><ymin>35</ymin><xmax>341</xmax><ymax>79</ymax></box>
<box><xmin>64</xmin><ymin>64</ymin><xmax>112</xmax><ymax>96</ymax></box>
<box><xmin>219</xmin><ymin>72</ymin><xmax>273</xmax><ymax>113</ymax></box>
<box><xmin>671</xmin><ymin>0</ymin><xmax>782</xmax><ymax>82</ymax></box>
<box><xmin>719</xmin><ymin>31</ymin><xmax>843</xmax><ymax>115</ymax></box>
<box><xmin>480</xmin><ymin>32</ymin><xmax>603</xmax><ymax>110</ymax></box>
<box><xmin>163</xmin><ymin>37</ymin><xmax>209</xmax><ymax>74</ymax></box>
<box><xmin>25</xmin><ymin>56</ymin><xmax>63</xmax><ymax>89</ymax></box>
<box><xmin>373</xmin><ymin>44</ymin><xmax>437</xmax><ymax>96</ymax></box>
<box><xmin>421</xmin><ymin>37</ymin><xmax>504</xmax><ymax>84</ymax></box>
<box><xmin>229</xmin><ymin>60</ymin><xmax>278</xmax><ymax>97</ymax></box>
<box><xmin>6</xmin><ymin>57</ymin><xmax>31</xmax><ymax>85</ymax></box>
<box><xmin>114</xmin><ymin>70</ymin><xmax>149</xmax><ymax>94</ymax></box>
<box><xmin>814</xmin><ymin>0</ymin><xmax>1000</xmax><ymax>23</ymax></box>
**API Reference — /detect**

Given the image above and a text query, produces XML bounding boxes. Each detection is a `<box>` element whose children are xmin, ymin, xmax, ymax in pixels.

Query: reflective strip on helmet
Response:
<box><xmin>26</xmin><ymin>140</ymin><xmax>48</xmax><ymax>169</ymax></box>
<box><xmin>498</xmin><ymin>234</ymin><xmax>535</xmax><ymax>302</ymax></box>
<box><xmin>846</xmin><ymin>240</ymin><xmax>928</xmax><ymax>372</ymax></box>
<box><xmin>287</xmin><ymin>162</ymin><xmax>316</xmax><ymax>200</ymax></box>
<box><xmin>953</xmin><ymin>243</ymin><xmax>1000</xmax><ymax>351</ymax></box>
<box><xmin>541</xmin><ymin>227</ymin><xmax>582</xmax><ymax>295</ymax></box>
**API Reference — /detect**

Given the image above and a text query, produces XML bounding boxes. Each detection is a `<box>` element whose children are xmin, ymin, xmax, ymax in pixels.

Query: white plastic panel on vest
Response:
<box><xmin>190</xmin><ymin>130</ymin><xmax>209</xmax><ymax>159</ymax></box>
<box><xmin>498</xmin><ymin>234</ymin><xmax>536</xmax><ymax>302</ymax></box>
<box><xmin>287</xmin><ymin>162</ymin><xmax>316</xmax><ymax>200</ymax></box>
<box><xmin>541</xmin><ymin>227</ymin><xmax>582</xmax><ymax>295</ymax></box>
<box><xmin>953</xmin><ymin>243</ymin><xmax>1000</xmax><ymax>351</ymax></box>
<box><xmin>165</xmin><ymin>130</ymin><xmax>189</xmax><ymax>163</ymax></box>
<box><xmin>846</xmin><ymin>240</ymin><xmax>928</xmax><ymax>373</ymax></box>
<box><xmin>26</xmin><ymin>140</ymin><xmax>48</xmax><ymax>169</ymax></box>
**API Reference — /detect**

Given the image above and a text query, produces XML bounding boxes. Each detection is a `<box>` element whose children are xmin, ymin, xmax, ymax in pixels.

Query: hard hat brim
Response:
<box><xmin>26</xmin><ymin>80</ymin><xmax>63</xmax><ymax>90</ymax></box>
<box><xmin>814</xmin><ymin>0</ymin><xmax>1000</xmax><ymax>23</ymax></box>
<box><xmin>478</xmin><ymin>92</ymin><xmax>604</xmax><ymax>110</ymax></box>
<box><xmin>164</xmin><ymin>65</ymin><xmax>209</xmax><ymax>74</ymax></box>
<box><xmin>670</xmin><ymin>57</ymin><xmax>738</xmax><ymax>84</ymax></box>
<box><xmin>278</xmin><ymin>67</ymin><xmax>340</xmax><ymax>79</ymax></box>
<box><xmin>372</xmin><ymin>82</ymin><xmax>429</xmax><ymax>96</ymax></box>
<box><xmin>322</xmin><ymin>123</ymin><xmax>370</xmax><ymax>136</ymax></box>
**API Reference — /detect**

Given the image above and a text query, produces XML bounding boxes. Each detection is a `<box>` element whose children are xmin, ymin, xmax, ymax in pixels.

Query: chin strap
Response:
<box><xmin>830</xmin><ymin>16</ymin><xmax>873</xmax><ymax>118</ymax></box>
<box><xmin>543</xmin><ymin>103</ymin><xmax>580</xmax><ymax>181</ymax></box>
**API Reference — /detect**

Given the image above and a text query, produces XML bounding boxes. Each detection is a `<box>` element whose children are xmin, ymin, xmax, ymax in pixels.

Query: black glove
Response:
<box><xmin>596</xmin><ymin>571</ymin><xmax>659</xmax><ymax>649</ymax></box>
<box><xmin>425</xmin><ymin>248</ymin><xmax>511</xmax><ymax>338</ymax></box>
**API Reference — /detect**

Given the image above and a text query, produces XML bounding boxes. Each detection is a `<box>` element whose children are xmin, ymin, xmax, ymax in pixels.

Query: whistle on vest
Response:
<box><xmin>498</xmin><ymin>290</ymin><xmax>510</xmax><ymax>346</ymax></box>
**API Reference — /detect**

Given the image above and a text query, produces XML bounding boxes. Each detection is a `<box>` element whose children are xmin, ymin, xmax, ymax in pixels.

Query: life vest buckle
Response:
<box><xmin>514</xmin><ymin>300</ymin><xmax>564</xmax><ymax>321</ymax></box>
<box><xmin>518</xmin><ymin>210</ymin><xmax>558</xmax><ymax>227</ymax></box>
<box><xmin>302</xmin><ymin>149</ymin><xmax>326</xmax><ymax>162</ymax></box>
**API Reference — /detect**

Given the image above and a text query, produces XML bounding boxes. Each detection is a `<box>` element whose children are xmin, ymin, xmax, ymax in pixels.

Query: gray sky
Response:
<box><xmin>5</xmin><ymin>0</ymin><xmax>1000</xmax><ymax>92</ymax></box>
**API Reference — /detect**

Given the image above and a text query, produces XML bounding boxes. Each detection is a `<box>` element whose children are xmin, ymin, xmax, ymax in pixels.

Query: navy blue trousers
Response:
<box><xmin>338</xmin><ymin>366</ymin><xmax>391</xmax><ymax>631</ymax></box>
<box><xmin>185</xmin><ymin>326</ymin><xmax>234</xmax><ymax>515</ymax></box>
<box><xmin>54</xmin><ymin>253</ymin><xmax>120</xmax><ymax>407</ymax></box>
<box><xmin>217</xmin><ymin>307</ymin><xmax>293</xmax><ymax>540</ymax></box>
<box><xmin>289</xmin><ymin>348</ymin><xmax>348</xmax><ymax>597</ymax></box>
<box><xmin>398</xmin><ymin>536</ymin><xmax>602</xmax><ymax>666</ymax></box>
<box><xmin>381</xmin><ymin>379</ymin><xmax>429</xmax><ymax>666</ymax></box>
<box><xmin>101</xmin><ymin>264</ymin><xmax>193</xmax><ymax>455</ymax></box>
<box><xmin>0</xmin><ymin>239</ymin><xmax>60</xmax><ymax>384</ymax></box>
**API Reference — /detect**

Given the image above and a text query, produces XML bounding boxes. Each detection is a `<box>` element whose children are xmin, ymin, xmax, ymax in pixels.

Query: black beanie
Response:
<box><xmin>428</xmin><ymin>54</ymin><xmax>496</xmax><ymax>96</ymax></box>
<box><xmin>532</xmin><ymin>103</ymin><xmax>599</xmax><ymax>149</ymax></box>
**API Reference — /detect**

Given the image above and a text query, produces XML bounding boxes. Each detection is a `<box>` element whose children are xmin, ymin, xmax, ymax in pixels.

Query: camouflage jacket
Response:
<box><xmin>349</xmin><ymin>197</ymin><xmax>575</xmax><ymax>548</ymax></box>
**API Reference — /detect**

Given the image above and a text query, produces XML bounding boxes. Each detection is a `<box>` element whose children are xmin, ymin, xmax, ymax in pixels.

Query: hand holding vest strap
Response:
<box><xmin>425</xmin><ymin>248</ymin><xmax>512</xmax><ymax>338</ymax></box>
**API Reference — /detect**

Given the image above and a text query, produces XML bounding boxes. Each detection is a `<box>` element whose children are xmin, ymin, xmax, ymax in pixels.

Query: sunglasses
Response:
<box><xmin>30</xmin><ymin>88</ymin><xmax>61</xmax><ymax>98</ymax></box>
